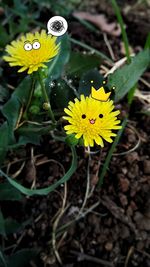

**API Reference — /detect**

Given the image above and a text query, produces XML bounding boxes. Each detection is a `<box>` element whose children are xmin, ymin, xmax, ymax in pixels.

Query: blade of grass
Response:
<box><xmin>111</xmin><ymin>0</ymin><xmax>131</xmax><ymax>63</ymax></box>
<box><xmin>0</xmin><ymin>146</ymin><xmax>77</xmax><ymax>196</ymax></box>
<box><xmin>98</xmin><ymin>117</ymin><xmax>128</xmax><ymax>186</ymax></box>
<box><xmin>111</xmin><ymin>0</ymin><xmax>138</xmax><ymax>105</ymax></box>
<box><xmin>69</xmin><ymin>37</ymin><xmax>113</xmax><ymax>63</ymax></box>
<box><xmin>127</xmin><ymin>84</ymin><xmax>137</xmax><ymax>105</ymax></box>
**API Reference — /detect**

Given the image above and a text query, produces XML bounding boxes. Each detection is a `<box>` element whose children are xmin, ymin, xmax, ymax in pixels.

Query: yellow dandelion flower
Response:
<box><xmin>63</xmin><ymin>94</ymin><xmax>122</xmax><ymax>147</ymax></box>
<box><xmin>3</xmin><ymin>30</ymin><xmax>60</xmax><ymax>74</ymax></box>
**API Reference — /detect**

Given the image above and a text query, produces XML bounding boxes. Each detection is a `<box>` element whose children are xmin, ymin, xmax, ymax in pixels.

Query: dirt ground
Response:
<box><xmin>1</xmin><ymin>1</ymin><xmax>150</xmax><ymax>267</ymax></box>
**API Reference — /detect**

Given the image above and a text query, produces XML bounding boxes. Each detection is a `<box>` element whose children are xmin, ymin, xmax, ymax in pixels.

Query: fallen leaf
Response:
<box><xmin>73</xmin><ymin>12</ymin><xmax>121</xmax><ymax>36</ymax></box>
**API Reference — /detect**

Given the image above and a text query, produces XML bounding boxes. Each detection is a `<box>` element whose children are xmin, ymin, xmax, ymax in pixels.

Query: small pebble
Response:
<box><xmin>105</xmin><ymin>242</ymin><xmax>113</xmax><ymax>251</ymax></box>
<box><xmin>143</xmin><ymin>160</ymin><xmax>150</xmax><ymax>174</ymax></box>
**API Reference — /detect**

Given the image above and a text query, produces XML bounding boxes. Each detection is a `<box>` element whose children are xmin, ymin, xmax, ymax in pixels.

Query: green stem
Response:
<box><xmin>38</xmin><ymin>69</ymin><xmax>56</xmax><ymax>123</ymax></box>
<box><xmin>23</xmin><ymin>74</ymin><xmax>36</xmax><ymax>119</ymax></box>
<box><xmin>111</xmin><ymin>0</ymin><xmax>131</xmax><ymax>63</ymax></box>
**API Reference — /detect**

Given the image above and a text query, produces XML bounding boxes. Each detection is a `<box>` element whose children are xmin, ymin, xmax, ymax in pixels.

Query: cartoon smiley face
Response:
<box><xmin>24</xmin><ymin>39</ymin><xmax>41</xmax><ymax>51</ymax></box>
<box><xmin>81</xmin><ymin>113</ymin><xmax>104</xmax><ymax>125</ymax></box>
<box><xmin>68</xmin><ymin>96</ymin><xmax>108</xmax><ymax>136</ymax></box>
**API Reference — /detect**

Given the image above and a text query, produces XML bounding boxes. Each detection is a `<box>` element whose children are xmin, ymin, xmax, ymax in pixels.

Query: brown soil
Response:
<box><xmin>1</xmin><ymin>1</ymin><xmax>150</xmax><ymax>267</ymax></box>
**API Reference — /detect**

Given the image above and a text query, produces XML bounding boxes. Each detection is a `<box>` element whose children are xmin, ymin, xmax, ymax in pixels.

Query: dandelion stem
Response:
<box><xmin>38</xmin><ymin>69</ymin><xmax>56</xmax><ymax>123</ymax></box>
<box><xmin>23</xmin><ymin>74</ymin><xmax>36</xmax><ymax>119</ymax></box>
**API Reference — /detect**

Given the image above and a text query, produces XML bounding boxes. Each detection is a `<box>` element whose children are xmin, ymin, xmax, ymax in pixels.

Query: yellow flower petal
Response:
<box><xmin>3</xmin><ymin>30</ymin><xmax>60</xmax><ymax>74</ymax></box>
<box><xmin>63</xmin><ymin>94</ymin><xmax>122</xmax><ymax>147</ymax></box>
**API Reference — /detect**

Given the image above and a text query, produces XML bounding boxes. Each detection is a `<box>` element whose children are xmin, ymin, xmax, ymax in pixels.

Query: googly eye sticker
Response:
<box><xmin>24</xmin><ymin>42</ymin><xmax>32</xmax><ymax>51</ymax></box>
<box><xmin>47</xmin><ymin>16</ymin><xmax>68</xmax><ymax>37</ymax></box>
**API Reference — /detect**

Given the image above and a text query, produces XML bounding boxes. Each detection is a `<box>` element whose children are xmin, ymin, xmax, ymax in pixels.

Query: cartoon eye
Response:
<box><xmin>24</xmin><ymin>43</ymin><xmax>32</xmax><ymax>51</ymax></box>
<box><xmin>82</xmin><ymin>114</ymin><xmax>86</xmax><ymax>119</ymax></box>
<box><xmin>33</xmin><ymin>41</ymin><xmax>41</xmax><ymax>50</ymax></box>
<box><xmin>99</xmin><ymin>114</ymin><xmax>104</xmax><ymax>118</ymax></box>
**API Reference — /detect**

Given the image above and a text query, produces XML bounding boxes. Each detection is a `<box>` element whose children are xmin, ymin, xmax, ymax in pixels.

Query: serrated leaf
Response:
<box><xmin>108</xmin><ymin>49</ymin><xmax>150</xmax><ymax>102</ymax></box>
<box><xmin>0</xmin><ymin>183</ymin><xmax>23</xmax><ymax>201</ymax></box>
<box><xmin>78</xmin><ymin>69</ymin><xmax>104</xmax><ymax>96</ymax></box>
<box><xmin>66</xmin><ymin>51</ymin><xmax>101</xmax><ymax>76</ymax></box>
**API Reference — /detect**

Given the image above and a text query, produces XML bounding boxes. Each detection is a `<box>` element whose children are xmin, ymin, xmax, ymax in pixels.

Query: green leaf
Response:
<box><xmin>65</xmin><ymin>134</ymin><xmax>78</xmax><ymax>146</ymax></box>
<box><xmin>108</xmin><ymin>49</ymin><xmax>150</xmax><ymax>102</ymax></box>
<box><xmin>13</xmin><ymin>0</ymin><xmax>28</xmax><ymax>15</ymax></box>
<box><xmin>0</xmin><ymin>251</ymin><xmax>7</xmax><ymax>267</ymax></box>
<box><xmin>98</xmin><ymin>118</ymin><xmax>127</xmax><ymax>186</ymax></box>
<box><xmin>0</xmin><ymin>123</ymin><xmax>9</xmax><ymax>165</ymax></box>
<box><xmin>14</xmin><ymin>123</ymin><xmax>56</xmax><ymax>147</ymax></box>
<box><xmin>0</xmin><ymin>85</ymin><xmax>9</xmax><ymax>104</ymax></box>
<box><xmin>45</xmin><ymin>34</ymin><xmax>71</xmax><ymax>88</ymax></box>
<box><xmin>0</xmin><ymin>183</ymin><xmax>23</xmax><ymax>201</ymax></box>
<box><xmin>127</xmin><ymin>84</ymin><xmax>137</xmax><ymax>105</ymax></box>
<box><xmin>2</xmin><ymin>76</ymin><xmax>32</xmax><ymax>143</ymax></box>
<box><xmin>70</xmin><ymin>37</ymin><xmax>112</xmax><ymax>63</ymax></box>
<box><xmin>144</xmin><ymin>33</ymin><xmax>150</xmax><ymax>49</ymax></box>
<box><xmin>5</xmin><ymin>218</ymin><xmax>30</xmax><ymax>235</ymax></box>
<box><xmin>17</xmin><ymin>123</ymin><xmax>55</xmax><ymax>136</ymax></box>
<box><xmin>0</xmin><ymin>25</ymin><xmax>10</xmax><ymax>47</ymax></box>
<box><xmin>0</xmin><ymin>210</ymin><xmax>6</xmax><ymax>237</ymax></box>
<box><xmin>51</xmin><ymin>79</ymin><xmax>75</xmax><ymax>108</ymax></box>
<box><xmin>140</xmin><ymin>110</ymin><xmax>150</xmax><ymax>116</ymax></box>
<box><xmin>7</xmin><ymin>249</ymin><xmax>38</xmax><ymax>267</ymax></box>
<box><xmin>0</xmin><ymin>146</ymin><xmax>77</xmax><ymax>196</ymax></box>
<box><xmin>78</xmin><ymin>69</ymin><xmax>104</xmax><ymax>96</ymax></box>
<box><xmin>66</xmin><ymin>52</ymin><xmax>101</xmax><ymax>77</ymax></box>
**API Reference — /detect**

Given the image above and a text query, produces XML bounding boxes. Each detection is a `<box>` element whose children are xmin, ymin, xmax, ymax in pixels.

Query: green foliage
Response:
<box><xmin>0</xmin><ymin>123</ymin><xmax>9</xmax><ymax>165</ymax></box>
<box><xmin>0</xmin><ymin>251</ymin><xmax>7</xmax><ymax>267</ymax></box>
<box><xmin>65</xmin><ymin>134</ymin><xmax>78</xmax><ymax>146</ymax></box>
<box><xmin>66</xmin><ymin>52</ymin><xmax>101</xmax><ymax>77</ymax></box>
<box><xmin>51</xmin><ymin>79</ymin><xmax>75</xmax><ymax>108</ymax></box>
<box><xmin>0</xmin><ymin>183</ymin><xmax>23</xmax><ymax>201</ymax></box>
<box><xmin>0</xmin><ymin>248</ymin><xmax>38</xmax><ymax>267</ymax></box>
<box><xmin>7</xmin><ymin>249</ymin><xmax>38</xmax><ymax>267</ymax></box>
<box><xmin>78</xmin><ymin>69</ymin><xmax>104</xmax><ymax>96</ymax></box>
<box><xmin>108</xmin><ymin>49</ymin><xmax>150</xmax><ymax>102</ymax></box>
<box><xmin>0</xmin><ymin>0</ymin><xmax>150</xmax><ymax>263</ymax></box>
<box><xmin>144</xmin><ymin>32</ymin><xmax>150</xmax><ymax>49</ymax></box>
<box><xmin>2</xmin><ymin>76</ymin><xmax>32</xmax><ymax>142</ymax></box>
<box><xmin>0</xmin><ymin>25</ymin><xmax>11</xmax><ymax>47</ymax></box>
<box><xmin>0</xmin><ymin>210</ymin><xmax>6</xmax><ymax>237</ymax></box>
<box><xmin>0</xmin><ymin>209</ymin><xmax>30</xmax><ymax>237</ymax></box>
<box><xmin>98</xmin><ymin>118</ymin><xmax>128</xmax><ymax>186</ymax></box>
<box><xmin>45</xmin><ymin>34</ymin><xmax>71</xmax><ymax>89</ymax></box>
<box><xmin>0</xmin><ymin>146</ymin><xmax>77</xmax><ymax>196</ymax></box>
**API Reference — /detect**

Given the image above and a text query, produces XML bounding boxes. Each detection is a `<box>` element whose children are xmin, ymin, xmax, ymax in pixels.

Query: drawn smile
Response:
<box><xmin>89</xmin><ymin>119</ymin><xmax>96</xmax><ymax>124</ymax></box>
